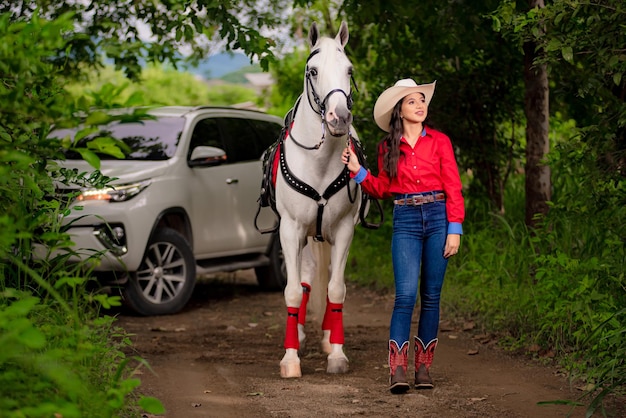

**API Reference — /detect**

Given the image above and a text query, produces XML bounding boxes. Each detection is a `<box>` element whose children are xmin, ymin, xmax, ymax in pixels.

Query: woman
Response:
<box><xmin>342</xmin><ymin>78</ymin><xmax>464</xmax><ymax>394</ymax></box>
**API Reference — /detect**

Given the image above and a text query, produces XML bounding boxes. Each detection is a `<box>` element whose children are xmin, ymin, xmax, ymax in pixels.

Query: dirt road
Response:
<box><xmin>116</xmin><ymin>270</ymin><xmax>622</xmax><ymax>418</ymax></box>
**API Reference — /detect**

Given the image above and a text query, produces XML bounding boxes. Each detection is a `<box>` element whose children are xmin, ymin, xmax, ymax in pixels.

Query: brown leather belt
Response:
<box><xmin>394</xmin><ymin>193</ymin><xmax>446</xmax><ymax>206</ymax></box>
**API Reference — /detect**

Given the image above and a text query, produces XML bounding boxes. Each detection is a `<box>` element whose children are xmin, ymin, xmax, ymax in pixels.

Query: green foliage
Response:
<box><xmin>267</xmin><ymin>48</ymin><xmax>310</xmax><ymax>117</ymax></box>
<box><xmin>65</xmin><ymin>64</ymin><xmax>260</xmax><ymax>107</ymax></box>
<box><xmin>492</xmin><ymin>0</ymin><xmax>625</xmax><ymax>185</ymax></box>
<box><xmin>0</xmin><ymin>289</ymin><xmax>163</xmax><ymax>418</ymax></box>
<box><xmin>1</xmin><ymin>0</ymin><xmax>290</xmax><ymax>79</ymax></box>
<box><xmin>341</xmin><ymin>0</ymin><xmax>525</xmax><ymax>210</ymax></box>
<box><xmin>0</xmin><ymin>12</ymin><xmax>162</xmax><ymax>417</ymax></box>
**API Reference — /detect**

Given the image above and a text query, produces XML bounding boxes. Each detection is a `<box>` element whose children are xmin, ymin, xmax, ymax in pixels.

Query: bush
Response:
<box><xmin>0</xmin><ymin>12</ymin><xmax>163</xmax><ymax>417</ymax></box>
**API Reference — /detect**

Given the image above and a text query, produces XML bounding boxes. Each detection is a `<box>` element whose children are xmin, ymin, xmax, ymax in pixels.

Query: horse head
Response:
<box><xmin>305</xmin><ymin>21</ymin><xmax>353</xmax><ymax>137</ymax></box>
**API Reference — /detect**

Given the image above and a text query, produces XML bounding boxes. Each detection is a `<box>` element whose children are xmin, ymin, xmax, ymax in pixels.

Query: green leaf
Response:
<box><xmin>75</xmin><ymin>148</ymin><xmax>101</xmax><ymax>169</ymax></box>
<box><xmin>85</xmin><ymin>111</ymin><xmax>110</xmax><ymax>126</ymax></box>
<box><xmin>561</xmin><ymin>46</ymin><xmax>574</xmax><ymax>64</ymax></box>
<box><xmin>613</xmin><ymin>72</ymin><xmax>622</xmax><ymax>86</ymax></box>
<box><xmin>92</xmin><ymin>294</ymin><xmax>123</xmax><ymax>309</ymax></box>
<box><xmin>18</xmin><ymin>326</ymin><xmax>46</xmax><ymax>349</ymax></box>
<box><xmin>139</xmin><ymin>396</ymin><xmax>166</xmax><ymax>414</ymax></box>
<box><xmin>546</xmin><ymin>38</ymin><xmax>561</xmax><ymax>52</ymax></box>
<box><xmin>54</xmin><ymin>276</ymin><xmax>86</xmax><ymax>289</ymax></box>
<box><xmin>60</xmin><ymin>135</ymin><xmax>72</xmax><ymax>149</ymax></box>
<box><xmin>1</xmin><ymin>150</ymin><xmax>36</xmax><ymax>165</ymax></box>
<box><xmin>86</xmin><ymin>136</ymin><xmax>128</xmax><ymax>159</ymax></box>
<box><xmin>74</xmin><ymin>126</ymin><xmax>99</xmax><ymax>143</ymax></box>
<box><xmin>124</xmin><ymin>91</ymin><xmax>145</xmax><ymax>107</ymax></box>
<box><xmin>3</xmin><ymin>297</ymin><xmax>39</xmax><ymax>317</ymax></box>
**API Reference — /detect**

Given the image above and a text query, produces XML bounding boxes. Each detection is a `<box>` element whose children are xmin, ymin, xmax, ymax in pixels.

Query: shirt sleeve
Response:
<box><xmin>438</xmin><ymin>133</ymin><xmax>465</xmax><ymax>229</ymax></box>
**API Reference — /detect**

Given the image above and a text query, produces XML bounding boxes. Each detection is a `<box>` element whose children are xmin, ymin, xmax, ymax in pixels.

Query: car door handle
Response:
<box><xmin>226</xmin><ymin>178</ymin><xmax>239</xmax><ymax>184</ymax></box>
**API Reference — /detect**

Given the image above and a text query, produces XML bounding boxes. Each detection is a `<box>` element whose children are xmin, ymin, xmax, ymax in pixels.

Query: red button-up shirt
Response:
<box><xmin>356</xmin><ymin>127</ymin><xmax>465</xmax><ymax>226</ymax></box>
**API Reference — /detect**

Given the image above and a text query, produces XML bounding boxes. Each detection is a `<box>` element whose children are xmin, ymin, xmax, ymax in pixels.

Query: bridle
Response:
<box><xmin>289</xmin><ymin>47</ymin><xmax>358</xmax><ymax>151</ymax></box>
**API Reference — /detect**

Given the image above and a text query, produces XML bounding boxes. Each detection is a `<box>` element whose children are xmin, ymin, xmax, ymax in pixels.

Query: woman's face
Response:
<box><xmin>400</xmin><ymin>92</ymin><xmax>428</xmax><ymax>124</ymax></box>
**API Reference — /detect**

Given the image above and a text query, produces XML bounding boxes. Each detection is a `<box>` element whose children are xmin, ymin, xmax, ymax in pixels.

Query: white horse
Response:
<box><xmin>275</xmin><ymin>21</ymin><xmax>362</xmax><ymax>378</ymax></box>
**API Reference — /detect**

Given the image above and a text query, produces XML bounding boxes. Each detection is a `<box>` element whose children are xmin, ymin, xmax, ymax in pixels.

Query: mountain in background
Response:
<box><xmin>182</xmin><ymin>52</ymin><xmax>260</xmax><ymax>80</ymax></box>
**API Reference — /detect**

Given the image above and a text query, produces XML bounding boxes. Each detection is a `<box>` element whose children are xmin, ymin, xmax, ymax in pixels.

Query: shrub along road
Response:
<box><xmin>116</xmin><ymin>270</ymin><xmax>624</xmax><ymax>418</ymax></box>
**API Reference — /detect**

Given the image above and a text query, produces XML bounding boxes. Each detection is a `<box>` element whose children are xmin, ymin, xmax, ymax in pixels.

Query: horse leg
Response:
<box><xmin>279</xmin><ymin>224</ymin><xmax>306</xmax><ymax>378</ymax></box>
<box><xmin>324</xmin><ymin>299</ymin><xmax>348</xmax><ymax>373</ymax></box>
<box><xmin>307</xmin><ymin>241</ymin><xmax>333</xmax><ymax>354</ymax></box>
<box><xmin>325</xmin><ymin>235</ymin><xmax>352</xmax><ymax>374</ymax></box>
<box><xmin>297</xmin><ymin>282</ymin><xmax>311</xmax><ymax>351</ymax></box>
<box><xmin>297</xmin><ymin>242</ymin><xmax>316</xmax><ymax>351</ymax></box>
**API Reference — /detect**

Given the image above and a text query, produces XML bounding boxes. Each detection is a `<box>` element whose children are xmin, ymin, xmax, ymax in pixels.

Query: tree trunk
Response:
<box><xmin>523</xmin><ymin>0</ymin><xmax>551</xmax><ymax>228</ymax></box>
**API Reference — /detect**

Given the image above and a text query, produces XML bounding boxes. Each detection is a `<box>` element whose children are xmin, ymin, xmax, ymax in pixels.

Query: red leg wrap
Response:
<box><xmin>327</xmin><ymin>302</ymin><xmax>344</xmax><ymax>344</ymax></box>
<box><xmin>298</xmin><ymin>283</ymin><xmax>311</xmax><ymax>326</ymax></box>
<box><xmin>321</xmin><ymin>297</ymin><xmax>332</xmax><ymax>331</ymax></box>
<box><xmin>284</xmin><ymin>307</ymin><xmax>300</xmax><ymax>349</ymax></box>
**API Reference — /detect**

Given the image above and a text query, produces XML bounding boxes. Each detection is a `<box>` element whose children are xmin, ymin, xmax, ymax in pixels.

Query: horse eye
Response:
<box><xmin>309</xmin><ymin>68</ymin><xmax>318</xmax><ymax>77</ymax></box>
<box><xmin>348</xmin><ymin>68</ymin><xmax>353</xmax><ymax>76</ymax></box>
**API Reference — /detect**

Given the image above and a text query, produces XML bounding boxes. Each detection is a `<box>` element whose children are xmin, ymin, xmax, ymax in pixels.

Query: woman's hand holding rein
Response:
<box><xmin>342</xmin><ymin>147</ymin><xmax>361</xmax><ymax>174</ymax></box>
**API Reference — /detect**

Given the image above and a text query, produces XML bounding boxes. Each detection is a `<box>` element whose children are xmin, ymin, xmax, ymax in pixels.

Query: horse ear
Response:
<box><xmin>308</xmin><ymin>22</ymin><xmax>319</xmax><ymax>47</ymax></box>
<box><xmin>336</xmin><ymin>21</ymin><xmax>349</xmax><ymax>47</ymax></box>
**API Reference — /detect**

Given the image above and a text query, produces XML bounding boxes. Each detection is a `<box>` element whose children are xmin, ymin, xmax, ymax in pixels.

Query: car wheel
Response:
<box><xmin>123</xmin><ymin>228</ymin><xmax>196</xmax><ymax>315</ymax></box>
<box><xmin>255</xmin><ymin>233</ymin><xmax>286</xmax><ymax>291</ymax></box>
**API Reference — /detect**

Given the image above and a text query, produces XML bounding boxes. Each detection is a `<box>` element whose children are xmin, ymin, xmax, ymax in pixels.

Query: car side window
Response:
<box><xmin>246</xmin><ymin>119</ymin><xmax>282</xmax><ymax>150</ymax></box>
<box><xmin>216</xmin><ymin>117</ymin><xmax>262</xmax><ymax>163</ymax></box>
<box><xmin>188</xmin><ymin>118</ymin><xmax>223</xmax><ymax>160</ymax></box>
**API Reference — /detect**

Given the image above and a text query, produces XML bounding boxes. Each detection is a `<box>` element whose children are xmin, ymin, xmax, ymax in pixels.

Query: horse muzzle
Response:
<box><xmin>325</xmin><ymin>108</ymin><xmax>353</xmax><ymax>137</ymax></box>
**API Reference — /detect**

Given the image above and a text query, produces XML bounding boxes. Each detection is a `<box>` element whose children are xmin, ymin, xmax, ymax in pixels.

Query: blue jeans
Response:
<box><xmin>389</xmin><ymin>195</ymin><xmax>448</xmax><ymax>346</ymax></box>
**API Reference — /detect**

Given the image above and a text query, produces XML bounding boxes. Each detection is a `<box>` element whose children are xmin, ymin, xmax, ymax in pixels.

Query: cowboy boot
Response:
<box><xmin>388</xmin><ymin>340</ymin><xmax>410</xmax><ymax>394</ymax></box>
<box><xmin>414</xmin><ymin>337</ymin><xmax>438</xmax><ymax>389</ymax></box>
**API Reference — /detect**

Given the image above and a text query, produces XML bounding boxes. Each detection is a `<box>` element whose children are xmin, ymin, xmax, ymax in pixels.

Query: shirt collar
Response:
<box><xmin>400</xmin><ymin>127</ymin><xmax>428</xmax><ymax>144</ymax></box>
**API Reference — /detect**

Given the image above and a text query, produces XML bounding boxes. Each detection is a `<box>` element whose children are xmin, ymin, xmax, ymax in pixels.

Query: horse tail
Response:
<box><xmin>307</xmin><ymin>239</ymin><xmax>331</xmax><ymax>321</ymax></box>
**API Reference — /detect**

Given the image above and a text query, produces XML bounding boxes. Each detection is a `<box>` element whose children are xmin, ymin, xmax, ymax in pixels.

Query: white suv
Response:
<box><xmin>51</xmin><ymin>106</ymin><xmax>285</xmax><ymax>315</ymax></box>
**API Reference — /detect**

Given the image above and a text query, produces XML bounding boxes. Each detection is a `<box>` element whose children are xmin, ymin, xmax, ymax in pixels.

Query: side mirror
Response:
<box><xmin>188</xmin><ymin>146</ymin><xmax>227</xmax><ymax>167</ymax></box>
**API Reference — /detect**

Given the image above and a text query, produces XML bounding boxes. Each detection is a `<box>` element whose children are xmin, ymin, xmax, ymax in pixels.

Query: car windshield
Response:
<box><xmin>52</xmin><ymin>116</ymin><xmax>185</xmax><ymax>160</ymax></box>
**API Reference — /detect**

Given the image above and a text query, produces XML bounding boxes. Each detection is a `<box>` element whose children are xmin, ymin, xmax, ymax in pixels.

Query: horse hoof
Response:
<box><xmin>280</xmin><ymin>360</ymin><xmax>302</xmax><ymax>378</ymax></box>
<box><xmin>326</xmin><ymin>357</ymin><xmax>349</xmax><ymax>374</ymax></box>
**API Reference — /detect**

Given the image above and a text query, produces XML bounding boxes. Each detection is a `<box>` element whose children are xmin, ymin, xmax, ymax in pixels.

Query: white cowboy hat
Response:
<box><xmin>373</xmin><ymin>79</ymin><xmax>437</xmax><ymax>132</ymax></box>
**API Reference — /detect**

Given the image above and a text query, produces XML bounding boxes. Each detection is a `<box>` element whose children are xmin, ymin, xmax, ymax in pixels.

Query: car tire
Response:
<box><xmin>123</xmin><ymin>228</ymin><xmax>196</xmax><ymax>316</ymax></box>
<box><xmin>255</xmin><ymin>233</ymin><xmax>286</xmax><ymax>291</ymax></box>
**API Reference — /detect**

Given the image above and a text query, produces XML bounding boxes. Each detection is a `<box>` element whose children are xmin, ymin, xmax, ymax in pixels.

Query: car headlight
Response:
<box><xmin>77</xmin><ymin>180</ymin><xmax>151</xmax><ymax>202</ymax></box>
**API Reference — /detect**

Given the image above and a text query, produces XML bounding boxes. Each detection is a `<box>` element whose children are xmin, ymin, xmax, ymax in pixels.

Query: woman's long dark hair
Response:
<box><xmin>380</xmin><ymin>94</ymin><xmax>433</xmax><ymax>178</ymax></box>
<box><xmin>381</xmin><ymin>101</ymin><xmax>404</xmax><ymax>179</ymax></box>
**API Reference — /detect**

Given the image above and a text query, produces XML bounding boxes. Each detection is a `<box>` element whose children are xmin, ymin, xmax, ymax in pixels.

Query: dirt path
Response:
<box><xmin>116</xmin><ymin>270</ymin><xmax>621</xmax><ymax>418</ymax></box>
